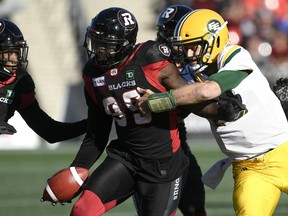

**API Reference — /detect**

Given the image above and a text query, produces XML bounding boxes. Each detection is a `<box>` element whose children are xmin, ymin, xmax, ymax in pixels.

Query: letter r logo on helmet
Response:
<box><xmin>121</xmin><ymin>13</ymin><xmax>135</xmax><ymax>26</ymax></box>
<box><xmin>118</xmin><ymin>11</ymin><xmax>137</xmax><ymax>29</ymax></box>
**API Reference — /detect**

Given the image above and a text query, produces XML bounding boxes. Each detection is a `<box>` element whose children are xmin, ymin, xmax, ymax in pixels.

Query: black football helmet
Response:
<box><xmin>84</xmin><ymin>7</ymin><xmax>138</xmax><ymax>68</ymax></box>
<box><xmin>0</xmin><ymin>19</ymin><xmax>28</xmax><ymax>79</ymax></box>
<box><xmin>156</xmin><ymin>5</ymin><xmax>193</xmax><ymax>43</ymax></box>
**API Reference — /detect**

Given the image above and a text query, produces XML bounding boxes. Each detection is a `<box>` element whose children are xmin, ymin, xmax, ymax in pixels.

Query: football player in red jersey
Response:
<box><xmin>69</xmin><ymin>7</ymin><xmax>244</xmax><ymax>216</ymax></box>
<box><xmin>0</xmin><ymin>19</ymin><xmax>86</xmax><ymax>142</ymax></box>
<box><xmin>154</xmin><ymin>5</ymin><xmax>206</xmax><ymax>216</ymax></box>
<box><xmin>137</xmin><ymin>9</ymin><xmax>288</xmax><ymax>216</ymax></box>
<box><xmin>69</xmin><ymin>7</ymin><xmax>189</xmax><ymax>216</ymax></box>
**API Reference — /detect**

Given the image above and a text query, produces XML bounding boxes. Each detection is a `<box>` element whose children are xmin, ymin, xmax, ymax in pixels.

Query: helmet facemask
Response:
<box><xmin>0</xmin><ymin>19</ymin><xmax>29</xmax><ymax>81</ymax></box>
<box><xmin>85</xmin><ymin>32</ymin><xmax>130</xmax><ymax>68</ymax></box>
<box><xmin>0</xmin><ymin>41</ymin><xmax>28</xmax><ymax>80</ymax></box>
<box><xmin>172</xmin><ymin>36</ymin><xmax>209</xmax><ymax>72</ymax></box>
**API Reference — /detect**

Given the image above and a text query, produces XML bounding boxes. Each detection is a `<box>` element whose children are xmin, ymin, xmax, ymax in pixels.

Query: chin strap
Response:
<box><xmin>0</xmin><ymin>69</ymin><xmax>16</xmax><ymax>86</ymax></box>
<box><xmin>0</xmin><ymin>66</ymin><xmax>13</xmax><ymax>77</ymax></box>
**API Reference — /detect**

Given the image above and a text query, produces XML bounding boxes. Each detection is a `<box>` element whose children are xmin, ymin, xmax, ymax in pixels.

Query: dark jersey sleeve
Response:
<box><xmin>18</xmin><ymin>100</ymin><xmax>87</xmax><ymax>143</ymax></box>
<box><xmin>70</xmin><ymin>89</ymin><xmax>113</xmax><ymax>169</ymax></box>
<box><xmin>16</xmin><ymin>74</ymin><xmax>87</xmax><ymax>143</ymax></box>
<box><xmin>14</xmin><ymin>72</ymin><xmax>37</xmax><ymax>110</ymax></box>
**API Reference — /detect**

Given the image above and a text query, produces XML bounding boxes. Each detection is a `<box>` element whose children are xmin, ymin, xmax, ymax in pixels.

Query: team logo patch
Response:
<box><xmin>158</xmin><ymin>44</ymin><xmax>171</xmax><ymax>57</ymax></box>
<box><xmin>118</xmin><ymin>10</ymin><xmax>137</xmax><ymax>30</ymax></box>
<box><xmin>110</xmin><ymin>68</ymin><xmax>118</xmax><ymax>76</ymax></box>
<box><xmin>6</xmin><ymin>89</ymin><xmax>14</xmax><ymax>98</ymax></box>
<box><xmin>126</xmin><ymin>71</ymin><xmax>134</xmax><ymax>80</ymax></box>
<box><xmin>207</xmin><ymin>19</ymin><xmax>221</xmax><ymax>33</ymax></box>
<box><xmin>0</xmin><ymin>20</ymin><xmax>5</xmax><ymax>34</ymax></box>
<box><xmin>92</xmin><ymin>76</ymin><xmax>105</xmax><ymax>87</ymax></box>
<box><xmin>0</xmin><ymin>89</ymin><xmax>14</xmax><ymax>104</ymax></box>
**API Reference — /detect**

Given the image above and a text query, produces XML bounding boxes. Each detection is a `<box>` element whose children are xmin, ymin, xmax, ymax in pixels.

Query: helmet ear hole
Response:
<box><xmin>216</xmin><ymin>36</ymin><xmax>220</xmax><ymax>48</ymax></box>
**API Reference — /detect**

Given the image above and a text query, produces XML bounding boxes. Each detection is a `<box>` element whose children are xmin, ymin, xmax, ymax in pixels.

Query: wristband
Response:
<box><xmin>147</xmin><ymin>90</ymin><xmax>176</xmax><ymax>113</ymax></box>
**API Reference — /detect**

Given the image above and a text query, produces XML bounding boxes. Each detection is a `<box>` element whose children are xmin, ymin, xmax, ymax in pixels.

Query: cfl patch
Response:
<box><xmin>158</xmin><ymin>44</ymin><xmax>171</xmax><ymax>57</ymax></box>
<box><xmin>92</xmin><ymin>76</ymin><xmax>105</xmax><ymax>87</ymax></box>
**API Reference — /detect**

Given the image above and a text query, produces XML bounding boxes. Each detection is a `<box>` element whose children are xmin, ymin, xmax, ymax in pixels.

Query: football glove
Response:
<box><xmin>0</xmin><ymin>122</ymin><xmax>17</xmax><ymax>135</ymax></box>
<box><xmin>273</xmin><ymin>77</ymin><xmax>288</xmax><ymax>112</ymax></box>
<box><xmin>216</xmin><ymin>91</ymin><xmax>248</xmax><ymax>124</ymax></box>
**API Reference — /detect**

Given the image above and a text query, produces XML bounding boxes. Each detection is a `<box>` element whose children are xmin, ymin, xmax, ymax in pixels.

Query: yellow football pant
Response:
<box><xmin>232</xmin><ymin>141</ymin><xmax>288</xmax><ymax>216</ymax></box>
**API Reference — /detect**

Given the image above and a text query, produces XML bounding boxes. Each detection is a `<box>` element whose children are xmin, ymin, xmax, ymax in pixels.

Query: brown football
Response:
<box><xmin>41</xmin><ymin>167</ymin><xmax>89</xmax><ymax>205</ymax></box>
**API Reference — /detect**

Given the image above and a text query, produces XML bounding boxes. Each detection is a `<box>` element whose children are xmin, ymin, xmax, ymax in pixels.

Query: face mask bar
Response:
<box><xmin>0</xmin><ymin>46</ymin><xmax>29</xmax><ymax>72</ymax></box>
<box><xmin>84</xmin><ymin>32</ymin><xmax>128</xmax><ymax>67</ymax></box>
<box><xmin>172</xmin><ymin>38</ymin><xmax>208</xmax><ymax>71</ymax></box>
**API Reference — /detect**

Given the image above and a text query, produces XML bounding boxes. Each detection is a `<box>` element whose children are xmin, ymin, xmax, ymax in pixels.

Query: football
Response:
<box><xmin>41</xmin><ymin>166</ymin><xmax>89</xmax><ymax>205</ymax></box>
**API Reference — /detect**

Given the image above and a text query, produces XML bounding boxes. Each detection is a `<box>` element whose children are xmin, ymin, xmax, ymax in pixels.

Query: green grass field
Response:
<box><xmin>0</xmin><ymin>138</ymin><xmax>288</xmax><ymax>216</ymax></box>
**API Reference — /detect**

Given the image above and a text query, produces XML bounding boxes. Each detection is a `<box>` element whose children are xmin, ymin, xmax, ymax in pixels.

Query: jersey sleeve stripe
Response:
<box><xmin>220</xmin><ymin>45</ymin><xmax>241</xmax><ymax>67</ymax></box>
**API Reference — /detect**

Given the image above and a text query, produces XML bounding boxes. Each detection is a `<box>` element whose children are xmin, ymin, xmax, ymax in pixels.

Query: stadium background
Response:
<box><xmin>1</xmin><ymin>0</ymin><xmax>288</xmax><ymax>148</ymax></box>
<box><xmin>1</xmin><ymin>0</ymin><xmax>288</xmax><ymax>215</ymax></box>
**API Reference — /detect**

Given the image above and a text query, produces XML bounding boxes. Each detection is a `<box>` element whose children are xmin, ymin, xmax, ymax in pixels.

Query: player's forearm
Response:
<box><xmin>173</xmin><ymin>81</ymin><xmax>221</xmax><ymax>105</ymax></box>
<box><xmin>70</xmin><ymin>135</ymin><xmax>105</xmax><ymax>169</ymax></box>
<box><xmin>146</xmin><ymin>81</ymin><xmax>221</xmax><ymax>113</ymax></box>
<box><xmin>19</xmin><ymin>101</ymin><xmax>87</xmax><ymax>143</ymax></box>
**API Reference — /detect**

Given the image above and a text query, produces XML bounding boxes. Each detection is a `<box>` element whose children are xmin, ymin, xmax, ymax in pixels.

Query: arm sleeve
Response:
<box><xmin>70</xmin><ymin>104</ymin><xmax>113</xmax><ymax>169</ymax></box>
<box><xmin>18</xmin><ymin>100</ymin><xmax>87</xmax><ymax>143</ymax></box>
<box><xmin>16</xmin><ymin>73</ymin><xmax>87</xmax><ymax>143</ymax></box>
<box><xmin>208</xmin><ymin>70</ymin><xmax>250</xmax><ymax>93</ymax></box>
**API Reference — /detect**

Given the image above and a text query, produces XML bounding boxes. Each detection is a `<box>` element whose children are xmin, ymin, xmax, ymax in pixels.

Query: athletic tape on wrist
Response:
<box><xmin>147</xmin><ymin>90</ymin><xmax>176</xmax><ymax>113</ymax></box>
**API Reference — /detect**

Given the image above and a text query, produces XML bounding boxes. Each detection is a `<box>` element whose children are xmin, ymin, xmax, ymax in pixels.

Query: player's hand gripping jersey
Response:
<box><xmin>82</xmin><ymin>40</ymin><xmax>188</xmax><ymax>182</ymax></box>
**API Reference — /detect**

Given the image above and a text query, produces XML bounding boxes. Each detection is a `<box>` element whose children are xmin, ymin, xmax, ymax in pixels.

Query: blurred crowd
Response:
<box><xmin>2</xmin><ymin>0</ymin><xmax>287</xmax><ymax>87</ymax></box>
<box><xmin>158</xmin><ymin>0</ymin><xmax>288</xmax><ymax>87</ymax></box>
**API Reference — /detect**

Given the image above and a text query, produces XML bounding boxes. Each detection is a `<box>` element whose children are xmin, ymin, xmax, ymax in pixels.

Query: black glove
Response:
<box><xmin>0</xmin><ymin>122</ymin><xmax>17</xmax><ymax>135</ymax></box>
<box><xmin>217</xmin><ymin>91</ymin><xmax>248</xmax><ymax>123</ymax></box>
<box><xmin>273</xmin><ymin>78</ymin><xmax>288</xmax><ymax>111</ymax></box>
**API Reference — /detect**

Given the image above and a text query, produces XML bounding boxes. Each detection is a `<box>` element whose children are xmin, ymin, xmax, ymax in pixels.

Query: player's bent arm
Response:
<box><xmin>144</xmin><ymin>81</ymin><xmax>221</xmax><ymax>113</ymax></box>
<box><xmin>173</xmin><ymin>81</ymin><xmax>221</xmax><ymax>105</ymax></box>
<box><xmin>174</xmin><ymin>70</ymin><xmax>250</xmax><ymax>105</ymax></box>
<box><xmin>158</xmin><ymin>62</ymin><xmax>189</xmax><ymax>89</ymax></box>
<box><xmin>145</xmin><ymin>70</ymin><xmax>250</xmax><ymax>113</ymax></box>
<box><xmin>70</xmin><ymin>105</ymin><xmax>113</xmax><ymax>169</ymax></box>
<box><xmin>142</xmin><ymin>62</ymin><xmax>193</xmax><ymax>114</ymax></box>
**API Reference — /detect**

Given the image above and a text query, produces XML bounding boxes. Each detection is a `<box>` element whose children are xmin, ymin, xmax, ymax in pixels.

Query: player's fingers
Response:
<box><xmin>137</xmin><ymin>87</ymin><xmax>146</xmax><ymax>95</ymax></box>
<box><xmin>138</xmin><ymin>103</ymin><xmax>150</xmax><ymax>117</ymax></box>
